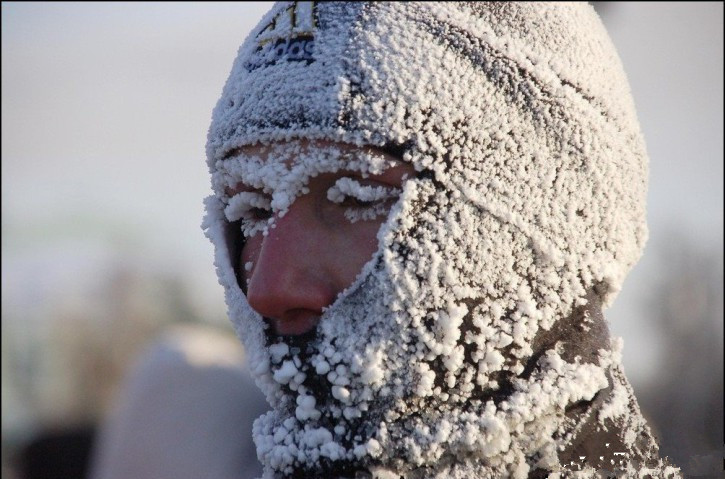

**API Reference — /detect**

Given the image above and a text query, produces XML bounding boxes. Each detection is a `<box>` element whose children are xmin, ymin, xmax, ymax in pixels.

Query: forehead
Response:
<box><xmin>213</xmin><ymin>139</ymin><xmax>403</xmax><ymax>196</ymax></box>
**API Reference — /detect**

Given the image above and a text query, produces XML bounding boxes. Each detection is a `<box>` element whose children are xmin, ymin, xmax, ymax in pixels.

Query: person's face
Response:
<box><xmin>226</xmin><ymin>142</ymin><xmax>414</xmax><ymax>336</ymax></box>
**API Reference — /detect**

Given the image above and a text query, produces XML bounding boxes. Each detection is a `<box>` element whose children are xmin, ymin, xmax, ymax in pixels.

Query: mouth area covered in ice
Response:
<box><xmin>249</xmin><ymin>280</ymin><xmax>620</xmax><ymax>479</ymax></box>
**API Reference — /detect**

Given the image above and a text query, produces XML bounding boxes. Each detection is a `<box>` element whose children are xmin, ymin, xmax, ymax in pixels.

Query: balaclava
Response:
<box><xmin>203</xmin><ymin>3</ymin><xmax>680</xmax><ymax>478</ymax></box>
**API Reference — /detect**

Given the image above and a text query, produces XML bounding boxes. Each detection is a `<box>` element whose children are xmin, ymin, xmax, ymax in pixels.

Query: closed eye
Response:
<box><xmin>327</xmin><ymin>177</ymin><xmax>401</xmax><ymax>223</ymax></box>
<box><xmin>224</xmin><ymin>191</ymin><xmax>273</xmax><ymax>236</ymax></box>
<box><xmin>249</xmin><ymin>206</ymin><xmax>273</xmax><ymax>221</ymax></box>
<box><xmin>339</xmin><ymin>196</ymin><xmax>375</xmax><ymax>209</ymax></box>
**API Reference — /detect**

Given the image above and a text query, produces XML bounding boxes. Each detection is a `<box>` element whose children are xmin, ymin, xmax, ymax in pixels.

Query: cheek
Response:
<box><xmin>239</xmin><ymin>234</ymin><xmax>263</xmax><ymax>285</ymax></box>
<box><xmin>357</xmin><ymin>221</ymin><xmax>383</xmax><ymax>254</ymax></box>
<box><xmin>336</xmin><ymin>220</ymin><xmax>384</xmax><ymax>280</ymax></box>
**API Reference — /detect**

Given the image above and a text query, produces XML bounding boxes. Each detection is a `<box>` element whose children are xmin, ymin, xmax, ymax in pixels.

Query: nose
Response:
<box><xmin>244</xmin><ymin>200</ymin><xmax>338</xmax><ymax>336</ymax></box>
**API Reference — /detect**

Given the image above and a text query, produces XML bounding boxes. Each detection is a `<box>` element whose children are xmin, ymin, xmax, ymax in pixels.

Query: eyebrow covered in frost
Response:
<box><xmin>327</xmin><ymin>177</ymin><xmax>402</xmax><ymax>204</ymax></box>
<box><xmin>327</xmin><ymin>177</ymin><xmax>404</xmax><ymax>223</ymax></box>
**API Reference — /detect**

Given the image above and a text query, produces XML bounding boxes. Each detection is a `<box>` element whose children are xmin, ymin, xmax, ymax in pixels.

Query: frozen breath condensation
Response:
<box><xmin>202</xmin><ymin>2</ymin><xmax>679</xmax><ymax>478</ymax></box>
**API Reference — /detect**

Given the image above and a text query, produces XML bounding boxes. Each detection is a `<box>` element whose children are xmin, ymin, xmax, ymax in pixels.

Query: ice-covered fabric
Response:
<box><xmin>203</xmin><ymin>2</ymin><xmax>679</xmax><ymax>477</ymax></box>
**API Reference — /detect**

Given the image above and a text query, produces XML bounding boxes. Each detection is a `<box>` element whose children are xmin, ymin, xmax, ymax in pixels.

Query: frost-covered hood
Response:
<box><xmin>203</xmin><ymin>3</ymin><xmax>679</xmax><ymax>477</ymax></box>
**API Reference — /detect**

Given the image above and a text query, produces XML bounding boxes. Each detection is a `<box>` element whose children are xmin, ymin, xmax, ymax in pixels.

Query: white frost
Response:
<box><xmin>202</xmin><ymin>2</ymin><xmax>673</xmax><ymax>478</ymax></box>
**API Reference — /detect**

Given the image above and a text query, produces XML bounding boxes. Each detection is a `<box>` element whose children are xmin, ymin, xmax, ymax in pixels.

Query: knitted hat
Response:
<box><xmin>203</xmin><ymin>3</ymin><xmax>671</xmax><ymax>477</ymax></box>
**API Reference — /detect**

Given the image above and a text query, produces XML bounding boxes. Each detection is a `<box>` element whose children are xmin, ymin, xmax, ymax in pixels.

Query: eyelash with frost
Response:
<box><xmin>224</xmin><ymin>191</ymin><xmax>273</xmax><ymax>236</ymax></box>
<box><xmin>327</xmin><ymin>177</ymin><xmax>402</xmax><ymax>223</ymax></box>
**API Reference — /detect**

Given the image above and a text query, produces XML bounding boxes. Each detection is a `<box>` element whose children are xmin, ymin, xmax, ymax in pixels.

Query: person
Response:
<box><xmin>203</xmin><ymin>2</ymin><xmax>681</xmax><ymax>477</ymax></box>
<box><xmin>88</xmin><ymin>325</ymin><xmax>268</xmax><ymax>479</ymax></box>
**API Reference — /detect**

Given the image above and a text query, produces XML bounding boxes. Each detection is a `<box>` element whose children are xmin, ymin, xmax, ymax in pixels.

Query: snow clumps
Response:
<box><xmin>203</xmin><ymin>2</ymin><xmax>679</xmax><ymax>477</ymax></box>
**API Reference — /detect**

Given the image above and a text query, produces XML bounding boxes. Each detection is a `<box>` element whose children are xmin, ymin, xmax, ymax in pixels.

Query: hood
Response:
<box><xmin>203</xmin><ymin>2</ymin><xmax>678</xmax><ymax>477</ymax></box>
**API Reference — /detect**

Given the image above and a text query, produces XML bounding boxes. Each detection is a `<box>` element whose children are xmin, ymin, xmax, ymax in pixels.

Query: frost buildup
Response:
<box><xmin>203</xmin><ymin>2</ymin><xmax>680</xmax><ymax>478</ymax></box>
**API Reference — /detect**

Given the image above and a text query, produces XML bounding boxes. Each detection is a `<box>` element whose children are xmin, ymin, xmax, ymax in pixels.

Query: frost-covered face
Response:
<box><xmin>203</xmin><ymin>3</ymin><xmax>656</xmax><ymax>477</ymax></box>
<box><xmin>227</xmin><ymin>140</ymin><xmax>414</xmax><ymax>336</ymax></box>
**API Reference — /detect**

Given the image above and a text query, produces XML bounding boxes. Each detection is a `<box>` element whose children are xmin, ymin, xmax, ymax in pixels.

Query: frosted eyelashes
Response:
<box><xmin>224</xmin><ymin>191</ymin><xmax>272</xmax><ymax>222</ymax></box>
<box><xmin>224</xmin><ymin>191</ymin><xmax>273</xmax><ymax>237</ymax></box>
<box><xmin>327</xmin><ymin>178</ymin><xmax>402</xmax><ymax>223</ymax></box>
<box><xmin>224</xmin><ymin>177</ymin><xmax>403</xmax><ymax>237</ymax></box>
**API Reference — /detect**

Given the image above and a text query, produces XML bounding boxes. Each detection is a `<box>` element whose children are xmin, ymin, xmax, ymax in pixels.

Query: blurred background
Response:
<box><xmin>2</xmin><ymin>2</ymin><xmax>722</xmax><ymax>478</ymax></box>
